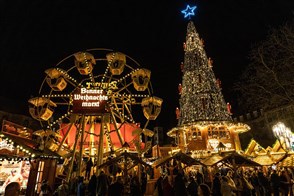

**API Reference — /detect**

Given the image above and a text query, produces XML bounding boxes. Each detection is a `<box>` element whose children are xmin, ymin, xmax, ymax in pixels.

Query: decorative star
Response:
<box><xmin>181</xmin><ymin>5</ymin><xmax>197</xmax><ymax>19</ymax></box>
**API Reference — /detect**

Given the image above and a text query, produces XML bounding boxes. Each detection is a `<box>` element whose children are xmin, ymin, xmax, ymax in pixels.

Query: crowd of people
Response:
<box><xmin>36</xmin><ymin>167</ymin><xmax>294</xmax><ymax>196</ymax></box>
<box><xmin>42</xmin><ymin>170</ymin><xmax>146</xmax><ymax>196</ymax></box>
<box><xmin>153</xmin><ymin>165</ymin><xmax>294</xmax><ymax>196</ymax></box>
<box><xmin>34</xmin><ymin>164</ymin><xmax>294</xmax><ymax>196</ymax></box>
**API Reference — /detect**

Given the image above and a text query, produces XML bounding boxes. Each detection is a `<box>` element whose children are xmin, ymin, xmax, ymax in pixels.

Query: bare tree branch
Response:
<box><xmin>234</xmin><ymin>20</ymin><xmax>294</xmax><ymax>112</ymax></box>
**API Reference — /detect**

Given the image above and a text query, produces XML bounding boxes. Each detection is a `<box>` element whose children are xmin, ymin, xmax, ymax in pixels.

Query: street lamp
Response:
<box><xmin>272</xmin><ymin>122</ymin><xmax>294</xmax><ymax>151</ymax></box>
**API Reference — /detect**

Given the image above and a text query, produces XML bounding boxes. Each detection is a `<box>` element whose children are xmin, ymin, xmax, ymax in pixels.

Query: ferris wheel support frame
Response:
<box><xmin>66</xmin><ymin>120</ymin><xmax>82</xmax><ymax>182</ymax></box>
<box><xmin>77</xmin><ymin>115</ymin><xmax>86</xmax><ymax>177</ymax></box>
<box><xmin>57</xmin><ymin>123</ymin><xmax>74</xmax><ymax>153</ymax></box>
<box><xmin>96</xmin><ymin>114</ymin><xmax>109</xmax><ymax>175</ymax></box>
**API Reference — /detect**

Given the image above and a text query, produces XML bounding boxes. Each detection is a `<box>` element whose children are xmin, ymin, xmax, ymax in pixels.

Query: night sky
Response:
<box><xmin>0</xmin><ymin>1</ymin><xmax>293</xmax><ymax>131</ymax></box>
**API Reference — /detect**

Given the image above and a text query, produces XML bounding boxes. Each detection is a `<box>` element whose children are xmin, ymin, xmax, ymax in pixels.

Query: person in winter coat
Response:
<box><xmin>88</xmin><ymin>174</ymin><xmax>97</xmax><ymax>196</ymax></box>
<box><xmin>211</xmin><ymin>173</ymin><xmax>221</xmax><ymax>196</ymax></box>
<box><xmin>162</xmin><ymin>176</ymin><xmax>174</xmax><ymax>196</ymax></box>
<box><xmin>97</xmin><ymin>171</ymin><xmax>109</xmax><ymax>196</ymax></box>
<box><xmin>53</xmin><ymin>179</ymin><xmax>69</xmax><ymax>196</ymax></box>
<box><xmin>270</xmin><ymin>170</ymin><xmax>280</xmax><ymax>196</ymax></box>
<box><xmin>221</xmin><ymin>176</ymin><xmax>236</xmax><ymax>196</ymax></box>
<box><xmin>108</xmin><ymin>176</ymin><xmax>124</xmax><ymax>196</ymax></box>
<box><xmin>198</xmin><ymin>183</ymin><xmax>211</xmax><ymax>196</ymax></box>
<box><xmin>187</xmin><ymin>176</ymin><xmax>198</xmax><ymax>196</ymax></box>
<box><xmin>174</xmin><ymin>172</ymin><xmax>188</xmax><ymax>196</ymax></box>
<box><xmin>154</xmin><ymin>175</ymin><xmax>164</xmax><ymax>196</ymax></box>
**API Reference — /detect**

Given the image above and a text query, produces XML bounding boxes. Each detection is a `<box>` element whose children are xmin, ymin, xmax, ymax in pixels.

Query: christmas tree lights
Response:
<box><xmin>179</xmin><ymin>21</ymin><xmax>231</xmax><ymax>125</ymax></box>
<box><xmin>167</xmin><ymin>16</ymin><xmax>250</xmax><ymax>153</ymax></box>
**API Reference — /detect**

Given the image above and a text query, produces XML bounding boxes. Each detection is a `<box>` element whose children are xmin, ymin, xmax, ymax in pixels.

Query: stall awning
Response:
<box><xmin>1</xmin><ymin>120</ymin><xmax>61</xmax><ymax>158</ymax></box>
<box><xmin>152</xmin><ymin>151</ymin><xmax>203</xmax><ymax>168</ymax></box>
<box><xmin>201</xmin><ymin>152</ymin><xmax>261</xmax><ymax>168</ymax></box>
<box><xmin>2</xmin><ymin>133</ymin><xmax>61</xmax><ymax>158</ymax></box>
<box><xmin>277</xmin><ymin>153</ymin><xmax>294</xmax><ymax>167</ymax></box>
<box><xmin>98</xmin><ymin>151</ymin><xmax>150</xmax><ymax>170</ymax></box>
<box><xmin>201</xmin><ymin>154</ymin><xmax>224</xmax><ymax>166</ymax></box>
<box><xmin>253</xmin><ymin>154</ymin><xmax>275</xmax><ymax>166</ymax></box>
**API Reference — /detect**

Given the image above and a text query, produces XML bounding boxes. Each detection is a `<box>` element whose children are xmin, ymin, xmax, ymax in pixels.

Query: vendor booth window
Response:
<box><xmin>218</xmin><ymin>127</ymin><xmax>230</xmax><ymax>139</ymax></box>
<box><xmin>35</xmin><ymin>161</ymin><xmax>44</xmax><ymax>194</ymax></box>
<box><xmin>191</xmin><ymin>128</ymin><xmax>201</xmax><ymax>140</ymax></box>
<box><xmin>207</xmin><ymin>127</ymin><xmax>218</xmax><ymax>139</ymax></box>
<box><xmin>219</xmin><ymin>130</ymin><xmax>227</xmax><ymax>139</ymax></box>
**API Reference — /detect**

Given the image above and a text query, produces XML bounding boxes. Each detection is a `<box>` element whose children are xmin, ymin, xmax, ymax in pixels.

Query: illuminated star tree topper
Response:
<box><xmin>181</xmin><ymin>5</ymin><xmax>197</xmax><ymax>19</ymax></box>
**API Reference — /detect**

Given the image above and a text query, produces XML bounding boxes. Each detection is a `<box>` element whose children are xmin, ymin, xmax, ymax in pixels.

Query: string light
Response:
<box><xmin>82</xmin><ymin>52</ymin><xmax>95</xmax><ymax>84</ymax></box>
<box><xmin>178</xmin><ymin>21</ymin><xmax>231</xmax><ymax>126</ymax></box>
<box><xmin>101</xmin><ymin>52</ymin><xmax>114</xmax><ymax>83</ymax></box>
<box><xmin>116</xmin><ymin>68</ymin><xmax>140</xmax><ymax>83</ymax></box>
<box><xmin>56</xmin><ymin>68</ymin><xmax>78</xmax><ymax>84</ymax></box>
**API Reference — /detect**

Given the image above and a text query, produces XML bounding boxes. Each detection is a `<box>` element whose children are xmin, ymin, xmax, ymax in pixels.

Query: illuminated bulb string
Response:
<box><xmin>115</xmin><ymin>92</ymin><xmax>149</xmax><ymax>98</ymax></box>
<box><xmin>116</xmin><ymin>68</ymin><xmax>139</xmax><ymax>83</ymax></box>
<box><xmin>56</xmin><ymin>68</ymin><xmax>78</xmax><ymax>84</ymax></box>
<box><xmin>0</xmin><ymin>135</ymin><xmax>32</xmax><ymax>158</ymax></box>
<box><xmin>104</xmin><ymin>128</ymin><xmax>113</xmax><ymax>150</ymax></box>
<box><xmin>83</xmin><ymin>52</ymin><xmax>95</xmax><ymax>84</ymax></box>
<box><xmin>101</xmin><ymin>53</ymin><xmax>115</xmax><ymax>84</ymax></box>
<box><xmin>130</xmin><ymin>94</ymin><xmax>149</xmax><ymax>98</ymax></box>
<box><xmin>47</xmin><ymin>111</ymin><xmax>71</xmax><ymax>128</ymax></box>
<box><xmin>178</xmin><ymin>21</ymin><xmax>231</xmax><ymax>126</ymax></box>
<box><xmin>42</xmin><ymin>94</ymin><xmax>71</xmax><ymax>98</ymax></box>
<box><xmin>112</xmin><ymin>107</ymin><xmax>135</xmax><ymax>123</ymax></box>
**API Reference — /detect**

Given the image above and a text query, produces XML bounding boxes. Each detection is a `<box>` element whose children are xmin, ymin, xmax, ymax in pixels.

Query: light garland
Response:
<box><xmin>47</xmin><ymin>111</ymin><xmax>71</xmax><ymax>128</ymax></box>
<box><xmin>56</xmin><ymin>68</ymin><xmax>78</xmax><ymax>84</ymax></box>
<box><xmin>101</xmin><ymin>52</ymin><xmax>114</xmax><ymax>83</ymax></box>
<box><xmin>0</xmin><ymin>134</ymin><xmax>61</xmax><ymax>161</ymax></box>
<box><xmin>116</xmin><ymin>68</ymin><xmax>140</xmax><ymax>83</ymax></box>
<box><xmin>178</xmin><ymin>21</ymin><xmax>232</xmax><ymax>126</ymax></box>
<box><xmin>83</xmin><ymin>52</ymin><xmax>95</xmax><ymax>84</ymax></box>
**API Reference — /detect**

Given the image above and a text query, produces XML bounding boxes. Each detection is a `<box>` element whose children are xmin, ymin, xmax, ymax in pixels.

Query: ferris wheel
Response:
<box><xmin>28</xmin><ymin>48</ymin><xmax>162</xmax><ymax>178</ymax></box>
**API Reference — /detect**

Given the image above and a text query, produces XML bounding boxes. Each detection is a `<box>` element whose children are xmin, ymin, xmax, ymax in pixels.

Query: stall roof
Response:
<box><xmin>253</xmin><ymin>154</ymin><xmax>275</xmax><ymax>166</ymax></box>
<box><xmin>271</xmin><ymin>152</ymin><xmax>286</xmax><ymax>162</ymax></box>
<box><xmin>1</xmin><ymin>120</ymin><xmax>61</xmax><ymax>158</ymax></box>
<box><xmin>98</xmin><ymin>151</ymin><xmax>150</xmax><ymax>169</ymax></box>
<box><xmin>201</xmin><ymin>154</ymin><xmax>224</xmax><ymax>166</ymax></box>
<box><xmin>201</xmin><ymin>152</ymin><xmax>261</xmax><ymax>167</ymax></box>
<box><xmin>277</xmin><ymin>153</ymin><xmax>294</xmax><ymax>168</ymax></box>
<box><xmin>221</xmin><ymin>152</ymin><xmax>261</xmax><ymax>167</ymax></box>
<box><xmin>152</xmin><ymin>151</ymin><xmax>203</xmax><ymax>168</ymax></box>
<box><xmin>2</xmin><ymin>132</ymin><xmax>61</xmax><ymax>158</ymax></box>
<box><xmin>152</xmin><ymin>154</ymin><xmax>173</xmax><ymax>168</ymax></box>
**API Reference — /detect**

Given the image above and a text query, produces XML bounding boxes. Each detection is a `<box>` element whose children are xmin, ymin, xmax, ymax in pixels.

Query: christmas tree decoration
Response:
<box><xmin>180</xmin><ymin>21</ymin><xmax>231</xmax><ymax>124</ymax></box>
<box><xmin>175</xmin><ymin>107</ymin><xmax>180</xmax><ymax>120</ymax></box>
<box><xmin>168</xmin><ymin>20</ymin><xmax>249</xmax><ymax>155</ymax></box>
<box><xmin>180</xmin><ymin>62</ymin><xmax>184</xmax><ymax>72</ymax></box>
<box><xmin>227</xmin><ymin>102</ymin><xmax>232</xmax><ymax>115</ymax></box>
<box><xmin>178</xmin><ymin>83</ymin><xmax>182</xmax><ymax>94</ymax></box>
<box><xmin>208</xmin><ymin>57</ymin><xmax>213</xmax><ymax>68</ymax></box>
<box><xmin>181</xmin><ymin>5</ymin><xmax>197</xmax><ymax>18</ymax></box>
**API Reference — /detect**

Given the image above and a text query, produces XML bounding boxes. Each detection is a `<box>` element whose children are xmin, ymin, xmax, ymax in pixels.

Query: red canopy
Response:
<box><xmin>59</xmin><ymin>123</ymin><xmax>141</xmax><ymax>149</ymax></box>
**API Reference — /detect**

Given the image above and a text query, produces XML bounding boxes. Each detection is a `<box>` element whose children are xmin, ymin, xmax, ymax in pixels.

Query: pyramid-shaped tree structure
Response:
<box><xmin>168</xmin><ymin>20</ymin><xmax>249</xmax><ymax>153</ymax></box>
<box><xmin>179</xmin><ymin>21</ymin><xmax>231</xmax><ymax>126</ymax></box>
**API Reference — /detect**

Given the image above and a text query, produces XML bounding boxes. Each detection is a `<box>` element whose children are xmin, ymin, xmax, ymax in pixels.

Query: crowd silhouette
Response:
<box><xmin>37</xmin><ymin>163</ymin><xmax>294</xmax><ymax>196</ymax></box>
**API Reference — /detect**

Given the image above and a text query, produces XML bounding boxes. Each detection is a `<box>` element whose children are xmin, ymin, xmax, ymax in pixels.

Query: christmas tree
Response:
<box><xmin>168</xmin><ymin>6</ymin><xmax>249</xmax><ymax>153</ymax></box>
<box><xmin>178</xmin><ymin>21</ymin><xmax>232</xmax><ymax>126</ymax></box>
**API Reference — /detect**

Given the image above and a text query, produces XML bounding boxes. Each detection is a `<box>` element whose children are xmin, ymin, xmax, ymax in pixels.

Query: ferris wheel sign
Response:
<box><xmin>72</xmin><ymin>88</ymin><xmax>108</xmax><ymax>115</ymax></box>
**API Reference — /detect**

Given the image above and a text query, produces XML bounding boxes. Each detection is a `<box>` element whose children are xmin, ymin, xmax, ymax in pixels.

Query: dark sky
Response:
<box><xmin>0</xmin><ymin>0</ymin><xmax>293</xmax><ymax>131</ymax></box>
